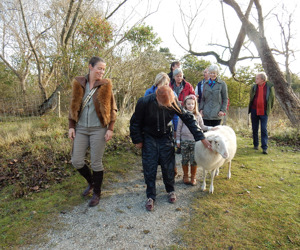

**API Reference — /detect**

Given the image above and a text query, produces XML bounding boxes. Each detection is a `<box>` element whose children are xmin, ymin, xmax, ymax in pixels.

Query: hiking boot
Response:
<box><xmin>190</xmin><ymin>165</ymin><xmax>197</xmax><ymax>186</ymax></box>
<box><xmin>77</xmin><ymin>165</ymin><xmax>93</xmax><ymax>196</ymax></box>
<box><xmin>182</xmin><ymin>165</ymin><xmax>190</xmax><ymax>185</ymax></box>
<box><xmin>88</xmin><ymin>193</ymin><xmax>100</xmax><ymax>207</ymax></box>
<box><xmin>82</xmin><ymin>184</ymin><xmax>93</xmax><ymax>197</ymax></box>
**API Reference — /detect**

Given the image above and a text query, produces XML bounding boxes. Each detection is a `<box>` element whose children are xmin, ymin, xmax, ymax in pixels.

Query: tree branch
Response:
<box><xmin>61</xmin><ymin>0</ymin><xmax>75</xmax><ymax>46</ymax></box>
<box><xmin>253</xmin><ymin>0</ymin><xmax>264</xmax><ymax>37</ymax></box>
<box><xmin>105</xmin><ymin>0</ymin><xmax>129</xmax><ymax>20</ymax></box>
<box><xmin>64</xmin><ymin>0</ymin><xmax>83</xmax><ymax>46</ymax></box>
<box><xmin>0</xmin><ymin>54</ymin><xmax>21</xmax><ymax>80</ymax></box>
<box><xmin>19</xmin><ymin>0</ymin><xmax>46</xmax><ymax>99</ymax></box>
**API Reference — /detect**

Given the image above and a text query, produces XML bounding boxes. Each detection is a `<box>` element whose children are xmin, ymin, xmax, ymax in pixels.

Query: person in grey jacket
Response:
<box><xmin>199</xmin><ymin>64</ymin><xmax>228</xmax><ymax>126</ymax></box>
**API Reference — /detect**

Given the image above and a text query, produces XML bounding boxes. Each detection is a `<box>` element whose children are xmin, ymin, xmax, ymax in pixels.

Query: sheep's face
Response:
<box><xmin>209</xmin><ymin>135</ymin><xmax>229</xmax><ymax>159</ymax></box>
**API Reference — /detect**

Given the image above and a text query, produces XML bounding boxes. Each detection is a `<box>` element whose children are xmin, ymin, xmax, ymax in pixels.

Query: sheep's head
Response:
<box><xmin>208</xmin><ymin>135</ymin><xmax>229</xmax><ymax>159</ymax></box>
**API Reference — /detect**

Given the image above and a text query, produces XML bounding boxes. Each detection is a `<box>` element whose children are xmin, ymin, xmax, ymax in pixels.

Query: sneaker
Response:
<box><xmin>145</xmin><ymin>198</ymin><xmax>154</xmax><ymax>211</ymax></box>
<box><xmin>168</xmin><ymin>192</ymin><xmax>177</xmax><ymax>203</ymax></box>
<box><xmin>263</xmin><ymin>149</ymin><xmax>268</xmax><ymax>154</ymax></box>
<box><xmin>254</xmin><ymin>146</ymin><xmax>258</xmax><ymax>150</ymax></box>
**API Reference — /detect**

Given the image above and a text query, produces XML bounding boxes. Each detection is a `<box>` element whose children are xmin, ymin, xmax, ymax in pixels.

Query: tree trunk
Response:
<box><xmin>223</xmin><ymin>0</ymin><xmax>300</xmax><ymax>127</ymax></box>
<box><xmin>38</xmin><ymin>85</ymin><xmax>61</xmax><ymax>115</ymax></box>
<box><xmin>257</xmin><ymin>37</ymin><xmax>300</xmax><ymax>126</ymax></box>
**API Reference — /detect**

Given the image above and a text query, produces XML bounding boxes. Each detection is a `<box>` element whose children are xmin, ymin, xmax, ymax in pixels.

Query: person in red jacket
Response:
<box><xmin>169</xmin><ymin>68</ymin><xmax>195</xmax><ymax>104</ymax></box>
<box><xmin>169</xmin><ymin>67</ymin><xmax>195</xmax><ymax>146</ymax></box>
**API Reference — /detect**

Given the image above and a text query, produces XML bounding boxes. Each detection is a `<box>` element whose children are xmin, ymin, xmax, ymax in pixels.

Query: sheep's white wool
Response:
<box><xmin>194</xmin><ymin>125</ymin><xmax>237</xmax><ymax>193</ymax></box>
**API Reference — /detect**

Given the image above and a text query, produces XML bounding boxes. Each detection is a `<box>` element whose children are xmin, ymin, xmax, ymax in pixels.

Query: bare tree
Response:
<box><xmin>19</xmin><ymin>0</ymin><xmax>47</xmax><ymax>100</ymax></box>
<box><xmin>0</xmin><ymin>0</ymin><xmax>32</xmax><ymax>96</ymax></box>
<box><xmin>1</xmin><ymin>0</ymin><xmax>162</xmax><ymax>115</ymax></box>
<box><xmin>39</xmin><ymin>0</ymin><xmax>161</xmax><ymax>114</ymax></box>
<box><xmin>175</xmin><ymin>0</ymin><xmax>258</xmax><ymax>77</ymax></box>
<box><xmin>0</xmin><ymin>0</ymin><xmax>59</xmax><ymax>106</ymax></box>
<box><xmin>176</xmin><ymin>0</ymin><xmax>300</xmax><ymax>127</ymax></box>
<box><xmin>272</xmin><ymin>5</ymin><xmax>297</xmax><ymax>86</ymax></box>
<box><xmin>223</xmin><ymin>0</ymin><xmax>300</xmax><ymax>127</ymax></box>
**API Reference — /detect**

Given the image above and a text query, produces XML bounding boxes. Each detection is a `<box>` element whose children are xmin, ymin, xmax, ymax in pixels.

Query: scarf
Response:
<box><xmin>256</xmin><ymin>82</ymin><xmax>266</xmax><ymax>115</ymax></box>
<box><xmin>208</xmin><ymin>79</ymin><xmax>216</xmax><ymax>88</ymax></box>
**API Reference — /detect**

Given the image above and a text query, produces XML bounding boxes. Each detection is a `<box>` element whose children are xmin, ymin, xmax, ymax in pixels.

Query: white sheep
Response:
<box><xmin>194</xmin><ymin>125</ymin><xmax>237</xmax><ymax>193</ymax></box>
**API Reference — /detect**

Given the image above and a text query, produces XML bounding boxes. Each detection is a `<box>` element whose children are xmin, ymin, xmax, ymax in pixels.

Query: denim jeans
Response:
<box><xmin>251</xmin><ymin>109</ymin><xmax>269</xmax><ymax>150</ymax></box>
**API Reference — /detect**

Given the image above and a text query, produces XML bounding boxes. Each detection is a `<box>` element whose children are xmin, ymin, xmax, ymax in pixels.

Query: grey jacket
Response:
<box><xmin>199</xmin><ymin>77</ymin><xmax>228</xmax><ymax>120</ymax></box>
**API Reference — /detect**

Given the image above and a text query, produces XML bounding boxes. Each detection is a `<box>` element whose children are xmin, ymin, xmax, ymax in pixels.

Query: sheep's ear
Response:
<box><xmin>208</xmin><ymin>135</ymin><xmax>219</xmax><ymax>142</ymax></box>
<box><xmin>207</xmin><ymin>135</ymin><xmax>216</xmax><ymax>141</ymax></box>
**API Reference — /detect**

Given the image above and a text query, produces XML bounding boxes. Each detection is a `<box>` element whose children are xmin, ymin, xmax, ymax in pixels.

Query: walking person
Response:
<box><xmin>195</xmin><ymin>67</ymin><xmax>209</xmax><ymax>108</ymax></box>
<box><xmin>167</xmin><ymin>61</ymin><xmax>181</xmax><ymax>82</ymax></box>
<box><xmin>248</xmin><ymin>72</ymin><xmax>275</xmax><ymax>154</ymax></box>
<box><xmin>68</xmin><ymin>56</ymin><xmax>118</xmax><ymax>207</ymax></box>
<box><xmin>144</xmin><ymin>72</ymin><xmax>179</xmax><ymax>175</ymax></box>
<box><xmin>170</xmin><ymin>67</ymin><xmax>195</xmax><ymax>154</ymax></box>
<box><xmin>130</xmin><ymin>84</ymin><xmax>211</xmax><ymax>211</ymax></box>
<box><xmin>169</xmin><ymin>68</ymin><xmax>195</xmax><ymax>105</ymax></box>
<box><xmin>176</xmin><ymin>95</ymin><xmax>217</xmax><ymax>186</ymax></box>
<box><xmin>199</xmin><ymin>64</ymin><xmax>228</xmax><ymax>127</ymax></box>
<box><xmin>167</xmin><ymin>61</ymin><xmax>181</xmax><ymax>149</ymax></box>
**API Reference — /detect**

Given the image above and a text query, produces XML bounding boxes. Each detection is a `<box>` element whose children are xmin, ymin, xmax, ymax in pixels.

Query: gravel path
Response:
<box><xmin>26</xmin><ymin>154</ymin><xmax>204</xmax><ymax>250</ymax></box>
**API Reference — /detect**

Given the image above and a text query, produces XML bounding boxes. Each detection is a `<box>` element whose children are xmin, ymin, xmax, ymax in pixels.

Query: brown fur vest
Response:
<box><xmin>69</xmin><ymin>76</ymin><xmax>117</xmax><ymax>129</ymax></box>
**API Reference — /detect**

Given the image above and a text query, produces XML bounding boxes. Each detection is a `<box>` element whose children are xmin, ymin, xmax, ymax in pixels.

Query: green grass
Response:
<box><xmin>0</xmin><ymin>149</ymin><xmax>138</xmax><ymax>248</ymax></box>
<box><xmin>176</xmin><ymin>134</ymin><xmax>300</xmax><ymax>249</ymax></box>
<box><xmin>0</xmin><ymin>114</ymin><xmax>138</xmax><ymax>248</ymax></box>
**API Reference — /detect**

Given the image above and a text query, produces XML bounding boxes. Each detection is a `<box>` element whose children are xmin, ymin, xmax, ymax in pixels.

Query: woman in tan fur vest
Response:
<box><xmin>68</xmin><ymin>57</ymin><xmax>117</xmax><ymax>207</ymax></box>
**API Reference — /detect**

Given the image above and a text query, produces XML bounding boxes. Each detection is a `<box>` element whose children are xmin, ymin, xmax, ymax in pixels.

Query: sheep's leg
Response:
<box><xmin>215</xmin><ymin>167</ymin><xmax>219</xmax><ymax>176</ymax></box>
<box><xmin>227</xmin><ymin>161</ymin><xmax>231</xmax><ymax>179</ymax></box>
<box><xmin>201</xmin><ymin>169</ymin><xmax>207</xmax><ymax>191</ymax></box>
<box><xmin>209</xmin><ymin>169</ymin><xmax>216</xmax><ymax>194</ymax></box>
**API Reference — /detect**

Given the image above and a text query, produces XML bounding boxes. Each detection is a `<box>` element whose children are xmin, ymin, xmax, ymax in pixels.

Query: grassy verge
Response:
<box><xmin>0</xmin><ymin>114</ymin><xmax>138</xmax><ymax>248</ymax></box>
<box><xmin>0</xmin><ymin>150</ymin><xmax>138</xmax><ymax>248</ymax></box>
<box><xmin>0</xmin><ymin>115</ymin><xmax>299</xmax><ymax>249</ymax></box>
<box><xmin>176</xmin><ymin>133</ymin><xmax>300</xmax><ymax>249</ymax></box>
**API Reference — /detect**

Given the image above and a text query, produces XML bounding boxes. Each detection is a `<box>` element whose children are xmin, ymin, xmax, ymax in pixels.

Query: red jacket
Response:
<box><xmin>169</xmin><ymin>79</ymin><xmax>195</xmax><ymax>102</ymax></box>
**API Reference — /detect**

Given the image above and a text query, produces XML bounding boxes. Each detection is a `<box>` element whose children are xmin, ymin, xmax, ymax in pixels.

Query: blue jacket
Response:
<box><xmin>196</xmin><ymin>79</ymin><xmax>205</xmax><ymax>104</ymax></box>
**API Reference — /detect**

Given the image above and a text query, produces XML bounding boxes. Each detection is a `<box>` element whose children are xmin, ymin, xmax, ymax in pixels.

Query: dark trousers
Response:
<box><xmin>251</xmin><ymin>109</ymin><xmax>269</xmax><ymax>150</ymax></box>
<box><xmin>142</xmin><ymin>133</ymin><xmax>175</xmax><ymax>200</ymax></box>
<box><xmin>203</xmin><ymin>119</ymin><xmax>222</xmax><ymax>127</ymax></box>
